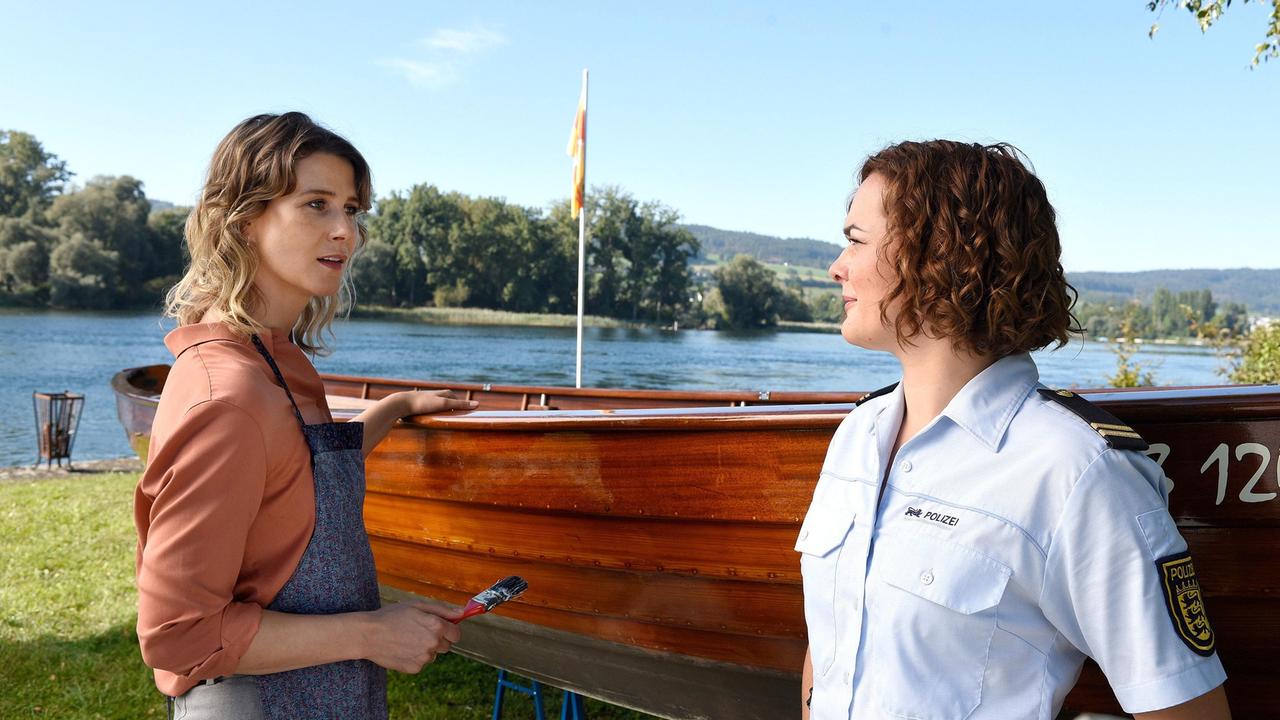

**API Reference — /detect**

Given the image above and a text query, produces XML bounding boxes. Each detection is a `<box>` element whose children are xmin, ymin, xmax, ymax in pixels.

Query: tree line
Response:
<box><xmin>1075</xmin><ymin>287</ymin><xmax>1249</xmax><ymax>340</ymax></box>
<box><xmin>1</xmin><ymin>129</ymin><xmax>823</xmax><ymax>330</ymax></box>
<box><xmin>0</xmin><ymin>131</ymin><xmax>187</xmax><ymax>308</ymax></box>
<box><xmin>354</xmin><ymin>185</ymin><xmax>701</xmax><ymax>325</ymax></box>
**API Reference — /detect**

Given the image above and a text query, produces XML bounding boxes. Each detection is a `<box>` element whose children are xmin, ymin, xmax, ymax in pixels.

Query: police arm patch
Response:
<box><xmin>1156</xmin><ymin>551</ymin><xmax>1216</xmax><ymax>656</ymax></box>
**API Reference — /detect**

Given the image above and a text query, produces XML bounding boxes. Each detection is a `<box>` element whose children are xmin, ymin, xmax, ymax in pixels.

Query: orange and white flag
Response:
<box><xmin>567</xmin><ymin>79</ymin><xmax>586</xmax><ymax>219</ymax></box>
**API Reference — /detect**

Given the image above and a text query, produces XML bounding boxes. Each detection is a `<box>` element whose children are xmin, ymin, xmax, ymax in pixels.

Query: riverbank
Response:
<box><xmin>349</xmin><ymin>305</ymin><xmax>646</xmax><ymax>329</ymax></box>
<box><xmin>0</xmin><ymin>456</ymin><xmax>141</xmax><ymax>483</ymax></box>
<box><xmin>0</xmin><ymin>470</ymin><xmax>652</xmax><ymax>719</ymax></box>
<box><xmin>347</xmin><ymin>306</ymin><xmax>1234</xmax><ymax>347</ymax></box>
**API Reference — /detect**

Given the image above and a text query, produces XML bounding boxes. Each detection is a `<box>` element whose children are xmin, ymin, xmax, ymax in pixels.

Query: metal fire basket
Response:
<box><xmin>32</xmin><ymin>391</ymin><xmax>85</xmax><ymax>468</ymax></box>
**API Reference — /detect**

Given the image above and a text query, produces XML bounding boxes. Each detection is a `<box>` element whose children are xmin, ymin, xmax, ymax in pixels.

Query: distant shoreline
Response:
<box><xmin>350</xmin><ymin>306</ymin><xmax>852</xmax><ymax>335</ymax></box>
<box><xmin>0</xmin><ymin>305</ymin><xmax>1232</xmax><ymax>346</ymax></box>
<box><xmin>348</xmin><ymin>305</ymin><xmax>647</xmax><ymax>329</ymax></box>
<box><xmin>347</xmin><ymin>306</ymin><xmax>1236</xmax><ymax>346</ymax></box>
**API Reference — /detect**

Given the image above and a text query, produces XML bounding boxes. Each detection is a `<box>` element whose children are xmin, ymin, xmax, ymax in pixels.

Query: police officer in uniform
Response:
<box><xmin>798</xmin><ymin>140</ymin><xmax>1228</xmax><ymax>719</ymax></box>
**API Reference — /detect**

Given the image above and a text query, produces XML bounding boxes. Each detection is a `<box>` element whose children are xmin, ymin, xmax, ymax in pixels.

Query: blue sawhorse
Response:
<box><xmin>560</xmin><ymin>690</ymin><xmax>586</xmax><ymax>720</ymax></box>
<box><xmin>492</xmin><ymin>669</ymin><xmax>587</xmax><ymax>720</ymax></box>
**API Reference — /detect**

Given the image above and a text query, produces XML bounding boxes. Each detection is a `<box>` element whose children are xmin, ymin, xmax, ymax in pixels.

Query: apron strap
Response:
<box><xmin>250</xmin><ymin>334</ymin><xmax>307</xmax><ymax>430</ymax></box>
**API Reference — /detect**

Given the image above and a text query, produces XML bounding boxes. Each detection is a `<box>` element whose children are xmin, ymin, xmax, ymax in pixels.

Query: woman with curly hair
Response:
<box><xmin>134</xmin><ymin>112</ymin><xmax>476</xmax><ymax>719</ymax></box>
<box><xmin>797</xmin><ymin>140</ymin><xmax>1228</xmax><ymax>719</ymax></box>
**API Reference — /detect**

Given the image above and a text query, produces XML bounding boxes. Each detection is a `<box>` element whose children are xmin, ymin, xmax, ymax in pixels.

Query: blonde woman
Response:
<box><xmin>134</xmin><ymin>112</ymin><xmax>475</xmax><ymax>719</ymax></box>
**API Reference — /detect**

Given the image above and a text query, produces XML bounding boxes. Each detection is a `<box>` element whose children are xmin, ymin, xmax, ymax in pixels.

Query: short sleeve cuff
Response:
<box><xmin>1113</xmin><ymin>655</ymin><xmax>1226</xmax><ymax>714</ymax></box>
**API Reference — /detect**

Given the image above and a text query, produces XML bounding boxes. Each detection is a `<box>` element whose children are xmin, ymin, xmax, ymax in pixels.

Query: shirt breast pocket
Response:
<box><xmin>871</xmin><ymin>534</ymin><xmax>1012</xmax><ymax>720</ymax></box>
<box><xmin>795</xmin><ymin>505</ymin><xmax>855</xmax><ymax>677</ymax></box>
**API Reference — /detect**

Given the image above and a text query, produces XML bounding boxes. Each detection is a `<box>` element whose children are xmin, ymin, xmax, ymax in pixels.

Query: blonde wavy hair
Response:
<box><xmin>164</xmin><ymin>112</ymin><xmax>372</xmax><ymax>354</ymax></box>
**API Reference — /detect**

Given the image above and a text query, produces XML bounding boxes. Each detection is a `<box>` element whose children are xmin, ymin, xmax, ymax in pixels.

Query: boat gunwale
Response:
<box><xmin>111</xmin><ymin>366</ymin><xmax>166</xmax><ymax>403</ymax></box>
<box><xmin>116</xmin><ymin>365</ymin><xmax>1280</xmax><ymax>429</ymax></box>
<box><xmin>319</xmin><ymin>370</ymin><xmax>865</xmax><ymax>403</ymax></box>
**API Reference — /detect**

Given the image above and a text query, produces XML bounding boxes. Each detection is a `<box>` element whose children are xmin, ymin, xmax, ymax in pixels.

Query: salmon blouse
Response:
<box><xmin>133</xmin><ymin>323</ymin><xmax>333</xmax><ymax>697</ymax></box>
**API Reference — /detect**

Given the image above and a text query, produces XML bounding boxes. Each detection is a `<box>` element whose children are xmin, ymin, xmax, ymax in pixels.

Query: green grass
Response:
<box><xmin>0</xmin><ymin>472</ymin><xmax>653</xmax><ymax>719</ymax></box>
<box><xmin>349</xmin><ymin>305</ymin><xmax>644</xmax><ymax>329</ymax></box>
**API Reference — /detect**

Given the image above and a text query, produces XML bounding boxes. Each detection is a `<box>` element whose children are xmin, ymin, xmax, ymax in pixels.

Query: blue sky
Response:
<box><xmin>2</xmin><ymin>1</ymin><xmax>1276</xmax><ymax>272</ymax></box>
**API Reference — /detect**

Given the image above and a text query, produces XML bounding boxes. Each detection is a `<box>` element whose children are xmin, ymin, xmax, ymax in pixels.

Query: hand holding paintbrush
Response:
<box><xmin>452</xmin><ymin>576</ymin><xmax>529</xmax><ymax>623</ymax></box>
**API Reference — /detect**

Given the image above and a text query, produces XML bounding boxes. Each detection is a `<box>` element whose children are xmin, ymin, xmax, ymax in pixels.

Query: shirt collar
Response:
<box><xmin>867</xmin><ymin>353</ymin><xmax>1039</xmax><ymax>452</ymax></box>
<box><xmin>163</xmin><ymin>322</ymin><xmax>294</xmax><ymax>360</ymax></box>
<box><xmin>939</xmin><ymin>353</ymin><xmax>1039</xmax><ymax>451</ymax></box>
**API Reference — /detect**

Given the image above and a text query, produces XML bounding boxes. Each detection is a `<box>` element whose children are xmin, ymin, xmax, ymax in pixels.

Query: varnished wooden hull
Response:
<box><xmin>111</xmin><ymin>365</ymin><xmax>168</xmax><ymax>459</ymax></box>
<box><xmin>364</xmin><ymin>405</ymin><xmax>841</xmax><ymax>720</ymax></box>
<box><xmin>114</xmin><ymin>366</ymin><xmax>1280</xmax><ymax>719</ymax></box>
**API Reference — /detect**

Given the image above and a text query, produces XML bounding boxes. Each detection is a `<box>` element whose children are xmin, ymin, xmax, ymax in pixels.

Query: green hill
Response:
<box><xmin>682</xmin><ymin>224</ymin><xmax>840</xmax><ymax>269</ymax></box>
<box><xmin>682</xmin><ymin>224</ymin><xmax>1280</xmax><ymax>314</ymax></box>
<box><xmin>1070</xmin><ymin>269</ymin><xmax>1280</xmax><ymax>315</ymax></box>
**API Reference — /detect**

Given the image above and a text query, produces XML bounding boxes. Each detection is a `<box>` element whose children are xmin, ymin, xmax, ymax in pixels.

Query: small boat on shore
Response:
<box><xmin>114</xmin><ymin>365</ymin><xmax>1280</xmax><ymax>719</ymax></box>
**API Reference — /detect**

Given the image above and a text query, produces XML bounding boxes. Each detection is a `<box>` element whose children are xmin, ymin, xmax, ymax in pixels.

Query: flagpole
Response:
<box><xmin>575</xmin><ymin>68</ymin><xmax>588</xmax><ymax>389</ymax></box>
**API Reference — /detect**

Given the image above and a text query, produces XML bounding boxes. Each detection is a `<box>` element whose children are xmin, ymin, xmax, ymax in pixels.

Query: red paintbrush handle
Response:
<box><xmin>452</xmin><ymin>600</ymin><xmax>486</xmax><ymax>623</ymax></box>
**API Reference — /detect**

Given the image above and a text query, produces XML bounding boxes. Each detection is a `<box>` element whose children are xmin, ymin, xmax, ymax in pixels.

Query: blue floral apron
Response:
<box><xmin>248</xmin><ymin>334</ymin><xmax>386</xmax><ymax>719</ymax></box>
<box><xmin>167</xmin><ymin>336</ymin><xmax>386</xmax><ymax>719</ymax></box>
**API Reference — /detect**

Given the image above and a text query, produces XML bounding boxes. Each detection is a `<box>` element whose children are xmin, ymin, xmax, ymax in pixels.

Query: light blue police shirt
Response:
<box><xmin>796</xmin><ymin>353</ymin><xmax>1225</xmax><ymax>719</ymax></box>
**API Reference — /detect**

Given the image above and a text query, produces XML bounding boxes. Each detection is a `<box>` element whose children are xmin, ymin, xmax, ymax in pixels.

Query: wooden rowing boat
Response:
<box><xmin>114</xmin><ymin>365</ymin><xmax>1280</xmax><ymax>719</ymax></box>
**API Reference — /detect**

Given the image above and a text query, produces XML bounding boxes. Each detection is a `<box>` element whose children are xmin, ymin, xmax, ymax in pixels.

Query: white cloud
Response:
<box><xmin>379</xmin><ymin>26</ymin><xmax>504</xmax><ymax>89</ymax></box>
<box><xmin>423</xmin><ymin>27</ymin><xmax>506</xmax><ymax>54</ymax></box>
<box><xmin>377</xmin><ymin>59</ymin><xmax>457</xmax><ymax>88</ymax></box>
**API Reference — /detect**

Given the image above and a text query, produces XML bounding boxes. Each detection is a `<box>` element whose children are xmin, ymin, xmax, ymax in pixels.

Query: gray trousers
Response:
<box><xmin>167</xmin><ymin>676</ymin><xmax>264</xmax><ymax>720</ymax></box>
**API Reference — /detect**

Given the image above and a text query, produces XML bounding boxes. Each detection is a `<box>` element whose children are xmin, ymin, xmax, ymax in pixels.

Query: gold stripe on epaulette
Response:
<box><xmin>1091</xmin><ymin>422</ymin><xmax>1136</xmax><ymax>432</ymax></box>
<box><xmin>1098</xmin><ymin>428</ymin><xmax>1144</xmax><ymax>439</ymax></box>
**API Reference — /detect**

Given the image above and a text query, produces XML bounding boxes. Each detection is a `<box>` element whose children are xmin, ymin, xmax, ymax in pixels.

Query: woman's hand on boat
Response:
<box><xmin>396</xmin><ymin>390</ymin><xmax>479</xmax><ymax>417</ymax></box>
<box><xmin>362</xmin><ymin>600</ymin><xmax>465</xmax><ymax>673</ymax></box>
<box><xmin>354</xmin><ymin>391</ymin><xmax>478</xmax><ymax>457</ymax></box>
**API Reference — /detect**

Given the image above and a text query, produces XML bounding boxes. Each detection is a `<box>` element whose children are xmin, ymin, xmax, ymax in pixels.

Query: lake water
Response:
<box><xmin>0</xmin><ymin>309</ymin><xmax>1231</xmax><ymax>468</ymax></box>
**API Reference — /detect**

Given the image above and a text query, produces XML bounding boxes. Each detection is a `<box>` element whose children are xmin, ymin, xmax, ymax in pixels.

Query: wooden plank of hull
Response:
<box><xmin>380</xmin><ymin>586</ymin><xmax>797</xmax><ymax>720</ymax></box>
<box><xmin>366</xmin><ymin>422</ymin><xmax>836</xmax><ymax>523</ymax></box>
<box><xmin>375</xmin><ymin>555</ymin><xmax>804</xmax><ymax>672</ymax></box>
<box><xmin>370</xmin><ymin>536</ymin><xmax>805</xmax><ymax>669</ymax></box>
<box><xmin>363</xmin><ymin>495</ymin><xmax>803</xmax><ymax>583</ymax></box>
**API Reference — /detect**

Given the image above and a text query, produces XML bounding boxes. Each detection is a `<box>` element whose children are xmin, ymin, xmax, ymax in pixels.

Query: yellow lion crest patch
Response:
<box><xmin>1157</xmin><ymin>552</ymin><xmax>1215</xmax><ymax>656</ymax></box>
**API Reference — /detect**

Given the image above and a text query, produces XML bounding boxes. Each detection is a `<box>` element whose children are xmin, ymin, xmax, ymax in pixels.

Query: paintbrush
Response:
<box><xmin>454</xmin><ymin>575</ymin><xmax>529</xmax><ymax>622</ymax></box>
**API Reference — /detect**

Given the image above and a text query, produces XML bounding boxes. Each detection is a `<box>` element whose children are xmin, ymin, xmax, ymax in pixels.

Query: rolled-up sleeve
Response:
<box><xmin>135</xmin><ymin>399</ymin><xmax>268</xmax><ymax>680</ymax></box>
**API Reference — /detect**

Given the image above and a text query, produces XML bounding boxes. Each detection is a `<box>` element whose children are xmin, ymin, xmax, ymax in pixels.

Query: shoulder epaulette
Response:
<box><xmin>855</xmin><ymin>383</ymin><xmax>898</xmax><ymax>407</ymax></box>
<box><xmin>1037</xmin><ymin>388</ymin><xmax>1149</xmax><ymax>452</ymax></box>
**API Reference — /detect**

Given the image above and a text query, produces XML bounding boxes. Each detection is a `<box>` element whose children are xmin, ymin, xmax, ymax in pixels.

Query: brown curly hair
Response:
<box><xmin>859</xmin><ymin>140</ymin><xmax>1080</xmax><ymax>357</ymax></box>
